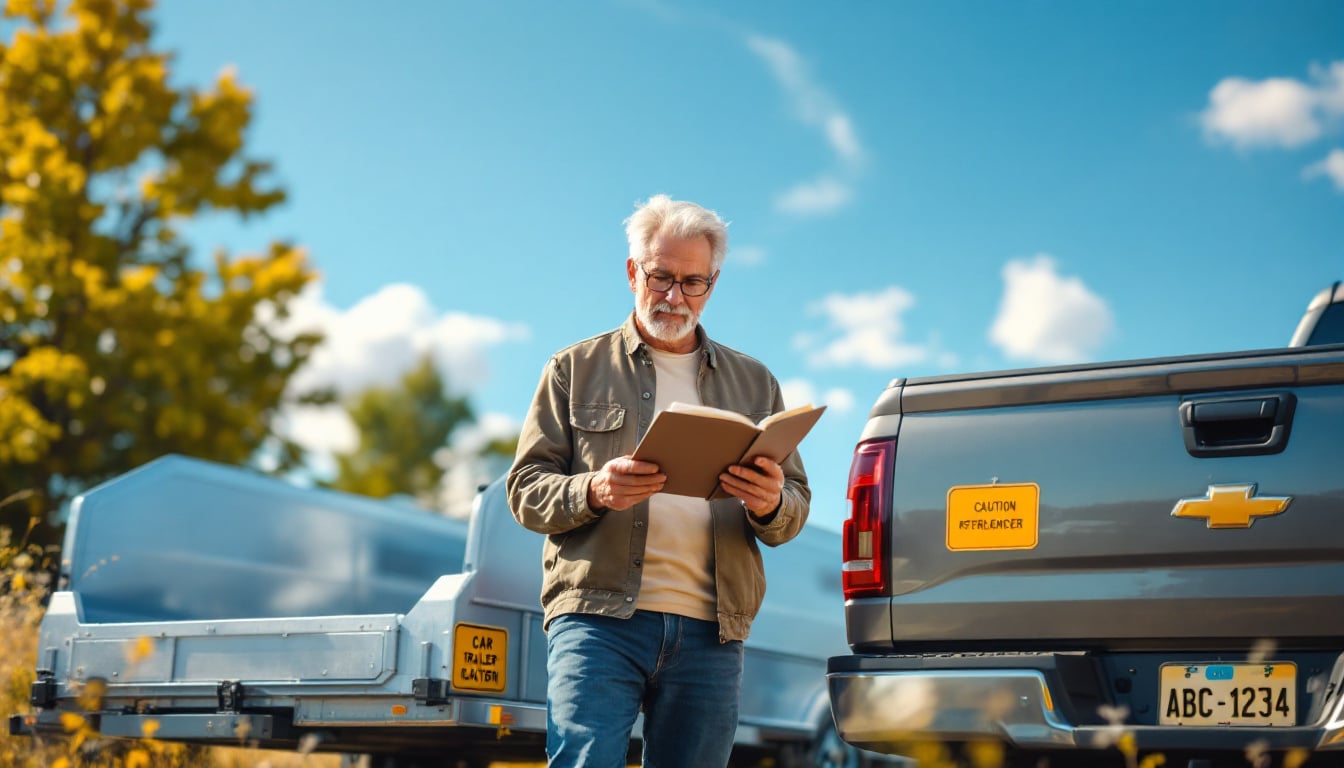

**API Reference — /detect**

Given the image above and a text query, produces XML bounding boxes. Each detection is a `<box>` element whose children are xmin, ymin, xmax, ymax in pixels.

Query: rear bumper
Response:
<box><xmin>827</xmin><ymin>653</ymin><xmax>1344</xmax><ymax>757</ymax></box>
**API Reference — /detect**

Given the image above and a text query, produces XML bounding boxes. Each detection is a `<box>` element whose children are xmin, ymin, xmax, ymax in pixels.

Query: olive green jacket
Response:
<box><xmin>506</xmin><ymin>314</ymin><xmax>811</xmax><ymax>642</ymax></box>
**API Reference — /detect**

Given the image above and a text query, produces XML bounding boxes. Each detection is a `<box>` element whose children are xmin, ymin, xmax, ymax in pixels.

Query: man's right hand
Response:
<box><xmin>588</xmin><ymin>455</ymin><xmax>665</xmax><ymax>512</ymax></box>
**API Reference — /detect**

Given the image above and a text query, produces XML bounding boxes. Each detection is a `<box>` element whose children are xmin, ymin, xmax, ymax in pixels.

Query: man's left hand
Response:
<box><xmin>719</xmin><ymin>456</ymin><xmax>784</xmax><ymax>519</ymax></box>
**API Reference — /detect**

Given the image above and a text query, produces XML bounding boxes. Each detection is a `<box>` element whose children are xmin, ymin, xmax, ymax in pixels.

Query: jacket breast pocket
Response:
<box><xmin>570</xmin><ymin>403</ymin><xmax>626</xmax><ymax>470</ymax></box>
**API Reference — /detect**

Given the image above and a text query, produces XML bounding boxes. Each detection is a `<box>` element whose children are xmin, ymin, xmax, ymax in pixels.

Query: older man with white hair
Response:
<box><xmin>508</xmin><ymin>194</ymin><xmax>811</xmax><ymax>767</ymax></box>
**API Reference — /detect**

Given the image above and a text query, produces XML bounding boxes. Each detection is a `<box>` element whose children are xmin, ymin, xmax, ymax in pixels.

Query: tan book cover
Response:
<box><xmin>631</xmin><ymin>402</ymin><xmax>826</xmax><ymax>499</ymax></box>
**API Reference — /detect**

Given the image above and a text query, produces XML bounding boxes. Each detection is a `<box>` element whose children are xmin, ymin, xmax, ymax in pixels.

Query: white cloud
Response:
<box><xmin>826</xmin><ymin>114</ymin><xmax>862</xmax><ymax>162</ymax></box>
<box><xmin>780</xmin><ymin>378</ymin><xmax>856</xmax><ymax>414</ymax></box>
<box><xmin>775</xmin><ymin>176</ymin><xmax>852</xmax><ymax>216</ymax></box>
<box><xmin>745</xmin><ymin>34</ymin><xmax>863</xmax><ymax>165</ymax></box>
<box><xmin>731</xmin><ymin>244</ymin><xmax>767</xmax><ymax>267</ymax></box>
<box><xmin>1314</xmin><ymin>61</ymin><xmax>1344</xmax><ymax>115</ymax></box>
<box><xmin>274</xmin><ymin>282</ymin><xmax>529</xmax><ymax>398</ymax></box>
<box><xmin>272</xmin><ymin>404</ymin><xmax>357</xmax><ymax>475</ymax></box>
<box><xmin>989</xmin><ymin>255</ymin><xmax>1113</xmax><ymax>364</ymax></box>
<box><xmin>745</xmin><ymin>33</ymin><xmax>864</xmax><ymax>216</ymax></box>
<box><xmin>435</xmin><ymin>412</ymin><xmax>522</xmax><ymax>518</ymax></box>
<box><xmin>623</xmin><ymin>10</ymin><xmax>865</xmax><ymax>216</ymax></box>
<box><xmin>1201</xmin><ymin>60</ymin><xmax>1344</xmax><ymax>149</ymax></box>
<box><xmin>259</xmin><ymin>281</ymin><xmax>529</xmax><ymax>475</ymax></box>
<box><xmin>797</xmin><ymin>286</ymin><xmax>929</xmax><ymax>369</ymax></box>
<box><xmin>1201</xmin><ymin>77</ymin><xmax>1320</xmax><ymax>148</ymax></box>
<box><xmin>437</xmin><ymin>411</ymin><xmax>521</xmax><ymax>458</ymax></box>
<box><xmin>1303</xmin><ymin>148</ymin><xmax>1344</xmax><ymax>191</ymax></box>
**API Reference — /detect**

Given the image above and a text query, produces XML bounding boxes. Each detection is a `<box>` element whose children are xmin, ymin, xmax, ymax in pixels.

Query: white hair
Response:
<box><xmin>624</xmin><ymin>194</ymin><xmax>729</xmax><ymax>271</ymax></box>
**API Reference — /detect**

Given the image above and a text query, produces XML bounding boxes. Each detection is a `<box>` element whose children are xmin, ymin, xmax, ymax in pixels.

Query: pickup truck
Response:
<box><xmin>11</xmin><ymin>455</ymin><xmax>867</xmax><ymax>768</ymax></box>
<box><xmin>827</xmin><ymin>282</ymin><xmax>1344</xmax><ymax>767</ymax></box>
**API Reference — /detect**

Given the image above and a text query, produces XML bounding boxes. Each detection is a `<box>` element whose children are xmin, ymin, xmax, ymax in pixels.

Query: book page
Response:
<box><xmin>665</xmin><ymin>401</ymin><xmax>755</xmax><ymax>427</ymax></box>
<box><xmin>634</xmin><ymin>402</ymin><xmax>826</xmax><ymax>499</ymax></box>
<box><xmin>758</xmin><ymin>403</ymin><xmax>820</xmax><ymax>430</ymax></box>
<box><xmin>739</xmin><ymin>405</ymin><xmax>827</xmax><ymax>463</ymax></box>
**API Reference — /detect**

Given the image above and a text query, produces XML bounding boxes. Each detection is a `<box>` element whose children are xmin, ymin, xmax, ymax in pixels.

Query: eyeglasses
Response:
<box><xmin>638</xmin><ymin>264</ymin><xmax>717</xmax><ymax>297</ymax></box>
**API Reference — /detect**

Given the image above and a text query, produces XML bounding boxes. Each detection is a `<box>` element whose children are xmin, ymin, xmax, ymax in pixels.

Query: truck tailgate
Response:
<box><xmin>871</xmin><ymin>345</ymin><xmax>1344</xmax><ymax>646</ymax></box>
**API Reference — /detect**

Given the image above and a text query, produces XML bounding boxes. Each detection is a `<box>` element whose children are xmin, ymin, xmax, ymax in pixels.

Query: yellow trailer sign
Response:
<box><xmin>453</xmin><ymin>622</ymin><xmax>507</xmax><ymax>693</ymax></box>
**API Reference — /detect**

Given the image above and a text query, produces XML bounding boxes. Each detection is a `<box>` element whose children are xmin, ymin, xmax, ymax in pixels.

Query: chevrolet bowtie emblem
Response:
<box><xmin>1171</xmin><ymin>483</ymin><xmax>1291</xmax><ymax>529</ymax></box>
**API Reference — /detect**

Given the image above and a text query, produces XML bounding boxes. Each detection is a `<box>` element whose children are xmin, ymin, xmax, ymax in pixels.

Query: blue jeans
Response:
<box><xmin>545</xmin><ymin>610</ymin><xmax>745</xmax><ymax>768</ymax></box>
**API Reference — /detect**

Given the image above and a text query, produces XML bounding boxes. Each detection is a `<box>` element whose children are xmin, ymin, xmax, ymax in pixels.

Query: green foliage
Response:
<box><xmin>0</xmin><ymin>0</ymin><xmax>321</xmax><ymax>543</ymax></box>
<box><xmin>330</xmin><ymin>355</ymin><xmax>473</xmax><ymax>504</ymax></box>
<box><xmin>482</xmin><ymin>434</ymin><xmax>519</xmax><ymax>462</ymax></box>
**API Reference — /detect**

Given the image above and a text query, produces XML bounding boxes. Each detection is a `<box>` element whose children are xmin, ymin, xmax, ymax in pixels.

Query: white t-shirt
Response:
<box><xmin>635</xmin><ymin>346</ymin><xmax>717</xmax><ymax>621</ymax></box>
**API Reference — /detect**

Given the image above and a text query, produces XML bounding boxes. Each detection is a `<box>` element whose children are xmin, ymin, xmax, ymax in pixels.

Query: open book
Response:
<box><xmin>631</xmin><ymin>402</ymin><xmax>826</xmax><ymax>500</ymax></box>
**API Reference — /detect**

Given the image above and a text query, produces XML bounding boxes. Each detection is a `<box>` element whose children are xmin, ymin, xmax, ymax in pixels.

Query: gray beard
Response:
<box><xmin>637</xmin><ymin>304</ymin><xmax>697</xmax><ymax>344</ymax></box>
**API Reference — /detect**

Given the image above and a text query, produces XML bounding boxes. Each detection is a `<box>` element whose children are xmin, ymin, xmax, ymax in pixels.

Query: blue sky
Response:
<box><xmin>150</xmin><ymin>1</ymin><xmax>1344</xmax><ymax>531</ymax></box>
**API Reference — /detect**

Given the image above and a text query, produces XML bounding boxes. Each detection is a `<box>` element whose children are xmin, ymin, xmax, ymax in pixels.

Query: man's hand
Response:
<box><xmin>719</xmin><ymin>456</ymin><xmax>784</xmax><ymax>519</ymax></box>
<box><xmin>588</xmin><ymin>455</ymin><xmax>665</xmax><ymax>512</ymax></box>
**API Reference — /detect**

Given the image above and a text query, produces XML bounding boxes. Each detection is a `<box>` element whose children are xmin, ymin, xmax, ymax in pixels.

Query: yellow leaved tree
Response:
<box><xmin>0</xmin><ymin>0</ymin><xmax>323</xmax><ymax>547</ymax></box>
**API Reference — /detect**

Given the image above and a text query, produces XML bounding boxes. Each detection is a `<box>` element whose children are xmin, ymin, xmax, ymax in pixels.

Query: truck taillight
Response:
<box><xmin>842</xmin><ymin>439</ymin><xmax>893</xmax><ymax>600</ymax></box>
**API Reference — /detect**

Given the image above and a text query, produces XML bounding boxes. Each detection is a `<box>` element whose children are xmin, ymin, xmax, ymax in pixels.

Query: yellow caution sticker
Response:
<box><xmin>946</xmin><ymin>483</ymin><xmax>1039</xmax><ymax>551</ymax></box>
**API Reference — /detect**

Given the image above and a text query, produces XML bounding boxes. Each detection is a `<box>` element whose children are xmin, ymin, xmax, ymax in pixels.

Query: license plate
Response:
<box><xmin>452</xmin><ymin>622</ymin><xmax>507</xmax><ymax>693</ymax></box>
<box><xmin>1159</xmin><ymin>662</ymin><xmax>1296</xmax><ymax>726</ymax></box>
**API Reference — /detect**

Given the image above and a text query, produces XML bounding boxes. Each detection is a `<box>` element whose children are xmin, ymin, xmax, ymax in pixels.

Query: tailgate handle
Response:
<box><xmin>1180</xmin><ymin>393</ymin><xmax>1295</xmax><ymax>457</ymax></box>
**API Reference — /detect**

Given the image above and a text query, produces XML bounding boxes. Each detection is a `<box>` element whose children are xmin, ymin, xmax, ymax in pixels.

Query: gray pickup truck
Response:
<box><xmin>12</xmin><ymin>455</ymin><xmax>866</xmax><ymax>767</ymax></box>
<box><xmin>827</xmin><ymin>283</ymin><xmax>1344</xmax><ymax>767</ymax></box>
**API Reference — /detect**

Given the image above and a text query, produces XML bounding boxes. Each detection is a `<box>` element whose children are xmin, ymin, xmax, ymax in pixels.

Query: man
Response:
<box><xmin>507</xmin><ymin>194</ymin><xmax>811</xmax><ymax>767</ymax></box>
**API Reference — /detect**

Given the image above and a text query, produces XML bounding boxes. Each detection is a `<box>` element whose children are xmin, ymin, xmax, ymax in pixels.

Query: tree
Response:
<box><xmin>330</xmin><ymin>355</ymin><xmax>474</xmax><ymax>505</ymax></box>
<box><xmin>0</xmin><ymin>0</ymin><xmax>321</xmax><ymax>545</ymax></box>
